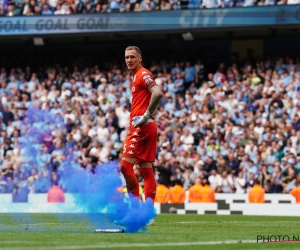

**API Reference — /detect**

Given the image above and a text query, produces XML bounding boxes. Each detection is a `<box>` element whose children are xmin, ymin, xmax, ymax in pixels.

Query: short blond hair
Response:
<box><xmin>125</xmin><ymin>46</ymin><xmax>142</xmax><ymax>55</ymax></box>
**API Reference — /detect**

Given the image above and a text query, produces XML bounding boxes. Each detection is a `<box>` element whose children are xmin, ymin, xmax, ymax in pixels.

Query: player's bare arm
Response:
<box><xmin>131</xmin><ymin>83</ymin><xmax>162</xmax><ymax>128</ymax></box>
<box><xmin>147</xmin><ymin>83</ymin><xmax>163</xmax><ymax>114</ymax></box>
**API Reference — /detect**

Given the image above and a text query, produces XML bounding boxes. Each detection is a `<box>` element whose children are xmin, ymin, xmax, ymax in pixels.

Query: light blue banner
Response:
<box><xmin>0</xmin><ymin>6</ymin><xmax>299</xmax><ymax>36</ymax></box>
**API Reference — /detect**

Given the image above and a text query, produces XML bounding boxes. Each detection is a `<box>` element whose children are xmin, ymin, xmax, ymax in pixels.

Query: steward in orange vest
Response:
<box><xmin>200</xmin><ymin>178</ymin><xmax>216</xmax><ymax>203</ymax></box>
<box><xmin>47</xmin><ymin>185</ymin><xmax>65</xmax><ymax>203</ymax></box>
<box><xmin>170</xmin><ymin>180</ymin><xmax>186</xmax><ymax>204</ymax></box>
<box><xmin>154</xmin><ymin>183</ymin><xmax>170</xmax><ymax>204</ymax></box>
<box><xmin>290</xmin><ymin>184</ymin><xmax>300</xmax><ymax>203</ymax></box>
<box><xmin>248</xmin><ymin>180</ymin><xmax>265</xmax><ymax>203</ymax></box>
<box><xmin>188</xmin><ymin>177</ymin><xmax>203</xmax><ymax>202</ymax></box>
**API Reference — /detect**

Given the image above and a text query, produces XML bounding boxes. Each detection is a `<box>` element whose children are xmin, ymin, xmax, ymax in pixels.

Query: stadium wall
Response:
<box><xmin>0</xmin><ymin>194</ymin><xmax>298</xmax><ymax>216</ymax></box>
<box><xmin>0</xmin><ymin>6</ymin><xmax>299</xmax><ymax>36</ymax></box>
<box><xmin>155</xmin><ymin>193</ymin><xmax>300</xmax><ymax>216</ymax></box>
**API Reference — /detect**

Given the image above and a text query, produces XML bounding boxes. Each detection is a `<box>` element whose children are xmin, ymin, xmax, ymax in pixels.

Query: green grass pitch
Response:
<box><xmin>0</xmin><ymin>214</ymin><xmax>299</xmax><ymax>250</ymax></box>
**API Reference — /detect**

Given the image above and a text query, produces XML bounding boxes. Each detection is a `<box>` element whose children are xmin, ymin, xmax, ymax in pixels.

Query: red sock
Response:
<box><xmin>139</xmin><ymin>168</ymin><xmax>156</xmax><ymax>203</ymax></box>
<box><xmin>120</xmin><ymin>160</ymin><xmax>139</xmax><ymax>198</ymax></box>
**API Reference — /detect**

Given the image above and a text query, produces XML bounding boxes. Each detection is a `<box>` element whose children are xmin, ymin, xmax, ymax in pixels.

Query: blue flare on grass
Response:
<box><xmin>14</xmin><ymin>105</ymin><xmax>156</xmax><ymax>233</ymax></box>
<box><xmin>59</xmin><ymin>160</ymin><xmax>156</xmax><ymax>232</ymax></box>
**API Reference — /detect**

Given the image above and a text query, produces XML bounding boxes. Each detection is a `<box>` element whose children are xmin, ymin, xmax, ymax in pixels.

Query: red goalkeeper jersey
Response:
<box><xmin>130</xmin><ymin>67</ymin><xmax>155</xmax><ymax>121</ymax></box>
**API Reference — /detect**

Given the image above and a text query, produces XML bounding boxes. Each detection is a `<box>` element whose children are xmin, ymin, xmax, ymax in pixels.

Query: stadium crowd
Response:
<box><xmin>1</xmin><ymin>0</ymin><xmax>299</xmax><ymax>17</ymax></box>
<box><xmin>0</xmin><ymin>50</ymin><xmax>300</xmax><ymax>198</ymax></box>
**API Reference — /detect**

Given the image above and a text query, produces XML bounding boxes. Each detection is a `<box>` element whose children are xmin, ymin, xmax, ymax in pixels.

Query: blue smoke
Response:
<box><xmin>59</xmin><ymin>160</ymin><xmax>156</xmax><ymax>232</ymax></box>
<box><xmin>15</xmin><ymin>105</ymin><xmax>156</xmax><ymax>233</ymax></box>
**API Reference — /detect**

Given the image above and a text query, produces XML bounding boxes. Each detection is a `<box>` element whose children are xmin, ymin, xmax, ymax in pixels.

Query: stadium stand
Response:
<box><xmin>1</xmin><ymin>0</ymin><xmax>299</xmax><ymax>17</ymax></box>
<box><xmin>0</xmin><ymin>52</ymin><xmax>299</xmax><ymax>196</ymax></box>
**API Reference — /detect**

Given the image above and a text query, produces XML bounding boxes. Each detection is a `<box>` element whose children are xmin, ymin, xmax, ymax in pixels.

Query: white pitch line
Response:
<box><xmin>0</xmin><ymin>241</ymin><xmax>41</xmax><ymax>244</ymax></box>
<box><xmin>175</xmin><ymin>221</ymin><xmax>257</xmax><ymax>224</ymax></box>
<box><xmin>175</xmin><ymin>221</ymin><xmax>208</xmax><ymax>224</ymax></box>
<box><xmin>0</xmin><ymin>223</ymin><xmax>78</xmax><ymax>226</ymax></box>
<box><xmin>0</xmin><ymin>240</ymin><xmax>257</xmax><ymax>250</ymax></box>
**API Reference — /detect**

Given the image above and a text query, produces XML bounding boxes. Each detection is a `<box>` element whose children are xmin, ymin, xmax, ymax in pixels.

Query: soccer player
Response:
<box><xmin>118</xmin><ymin>46</ymin><xmax>162</xmax><ymax>224</ymax></box>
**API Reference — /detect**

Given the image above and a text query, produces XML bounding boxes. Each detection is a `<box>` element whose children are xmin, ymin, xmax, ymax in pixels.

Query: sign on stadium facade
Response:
<box><xmin>0</xmin><ymin>6</ymin><xmax>299</xmax><ymax>36</ymax></box>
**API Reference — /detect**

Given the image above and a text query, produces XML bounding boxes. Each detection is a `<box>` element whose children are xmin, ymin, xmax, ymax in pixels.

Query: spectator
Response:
<box><xmin>140</xmin><ymin>0</ymin><xmax>156</xmax><ymax>10</ymax></box>
<box><xmin>34</xmin><ymin>172</ymin><xmax>51</xmax><ymax>193</ymax></box>
<box><xmin>220</xmin><ymin>171</ymin><xmax>234</xmax><ymax>193</ymax></box>
<box><xmin>226</xmin><ymin>153</ymin><xmax>239</xmax><ymax>176</ymax></box>
<box><xmin>2</xmin><ymin>105</ymin><xmax>14</xmax><ymax>126</ymax></box>
<box><xmin>160</xmin><ymin>0</ymin><xmax>171</xmax><ymax>9</ymax></box>
<box><xmin>0</xmin><ymin>176</ymin><xmax>14</xmax><ymax>193</ymax></box>
<box><xmin>188</xmin><ymin>176</ymin><xmax>203</xmax><ymax>202</ymax></box>
<box><xmin>234</xmin><ymin>171</ymin><xmax>246</xmax><ymax>194</ymax></box>
<box><xmin>199</xmin><ymin>178</ymin><xmax>216</xmax><ymax>202</ymax></box>
<box><xmin>180</xmin><ymin>128</ymin><xmax>194</xmax><ymax>152</ymax></box>
<box><xmin>133</xmin><ymin>2</ymin><xmax>142</xmax><ymax>11</ymax></box>
<box><xmin>110</xmin><ymin>0</ymin><xmax>121</xmax><ymax>11</ymax></box>
<box><xmin>221</xmin><ymin>0</ymin><xmax>233</xmax><ymax>7</ymax></box>
<box><xmin>208</xmin><ymin>168</ymin><xmax>222</xmax><ymax>192</ymax></box>
<box><xmin>6</xmin><ymin>5</ymin><xmax>18</xmax><ymax>16</ymax></box>
<box><xmin>248</xmin><ymin>180</ymin><xmax>265</xmax><ymax>203</ymax></box>
<box><xmin>269</xmin><ymin>165</ymin><xmax>283</xmax><ymax>193</ymax></box>
<box><xmin>155</xmin><ymin>161</ymin><xmax>173</xmax><ymax>187</ymax></box>
<box><xmin>286</xmin><ymin>174</ymin><xmax>300</xmax><ymax>193</ymax></box>
<box><xmin>41</xmin><ymin>5</ymin><xmax>53</xmax><ymax>15</ymax></box>
<box><xmin>169</xmin><ymin>179</ymin><xmax>185</xmax><ymax>204</ymax></box>
<box><xmin>47</xmin><ymin>184</ymin><xmax>65</xmax><ymax>203</ymax></box>
<box><xmin>290</xmin><ymin>182</ymin><xmax>300</xmax><ymax>203</ymax></box>
<box><xmin>244</xmin><ymin>0</ymin><xmax>254</xmax><ymax>6</ymax></box>
<box><xmin>201</xmin><ymin>0</ymin><xmax>220</xmax><ymax>8</ymax></box>
<box><xmin>217</xmin><ymin>158</ymin><xmax>232</xmax><ymax>175</ymax></box>
<box><xmin>174</xmin><ymin>73</ymin><xmax>184</xmax><ymax>97</ymax></box>
<box><xmin>119</xmin><ymin>0</ymin><xmax>130</xmax><ymax>12</ymax></box>
<box><xmin>154</xmin><ymin>181</ymin><xmax>170</xmax><ymax>204</ymax></box>
<box><xmin>94</xmin><ymin>4</ymin><xmax>102</xmax><ymax>13</ymax></box>
<box><xmin>172</xmin><ymin>165</ymin><xmax>185</xmax><ymax>186</ymax></box>
<box><xmin>244</xmin><ymin>172</ymin><xmax>256</xmax><ymax>192</ymax></box>
<box><xmin>16</xmin><ymin>172</ymin><xmax>29</xmax><ymax>196</ymax></box>
<box><xmin>182</xmin><ymin>165</ymin><xmax>196</xmax><ymax>190</ymax></box>
<box><xmin>282</xmin><ymin>168</ymin><xmax>296</xmax><ymax>193</ymax></box>
<box><xmin>257</xmin><ymin>165</ymin><xmax>271</xmax><ymax>191</ymax></box>
<box><xmin>184</xmin><ymin>62</ymin><xmax>196</xmax><ymax>90</ymax></box>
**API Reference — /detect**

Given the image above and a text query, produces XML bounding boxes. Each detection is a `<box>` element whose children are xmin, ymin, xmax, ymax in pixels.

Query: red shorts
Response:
<box><xmin>123</xmin><ymin>121</ymin><xmax>157</xmax><ymax>163</ymax></box>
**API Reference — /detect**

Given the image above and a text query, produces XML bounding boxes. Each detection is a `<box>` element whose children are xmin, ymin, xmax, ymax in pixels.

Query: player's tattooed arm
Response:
<box><xmin>147</xmin><ymin>83</ymin><xmax>163</xmax><ymax>114</ymax></box>
<box><xmin>131</xmin><ymin>83</ymin><xmax>162</xmax><ymax>128</ymax></box>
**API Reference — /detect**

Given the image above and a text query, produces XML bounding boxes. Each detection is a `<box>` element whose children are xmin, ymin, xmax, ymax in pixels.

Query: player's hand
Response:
<box><xmin>132</xmin><ymin>110</ymin><xmax>151</xmax><ymax>128</ymax></box>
